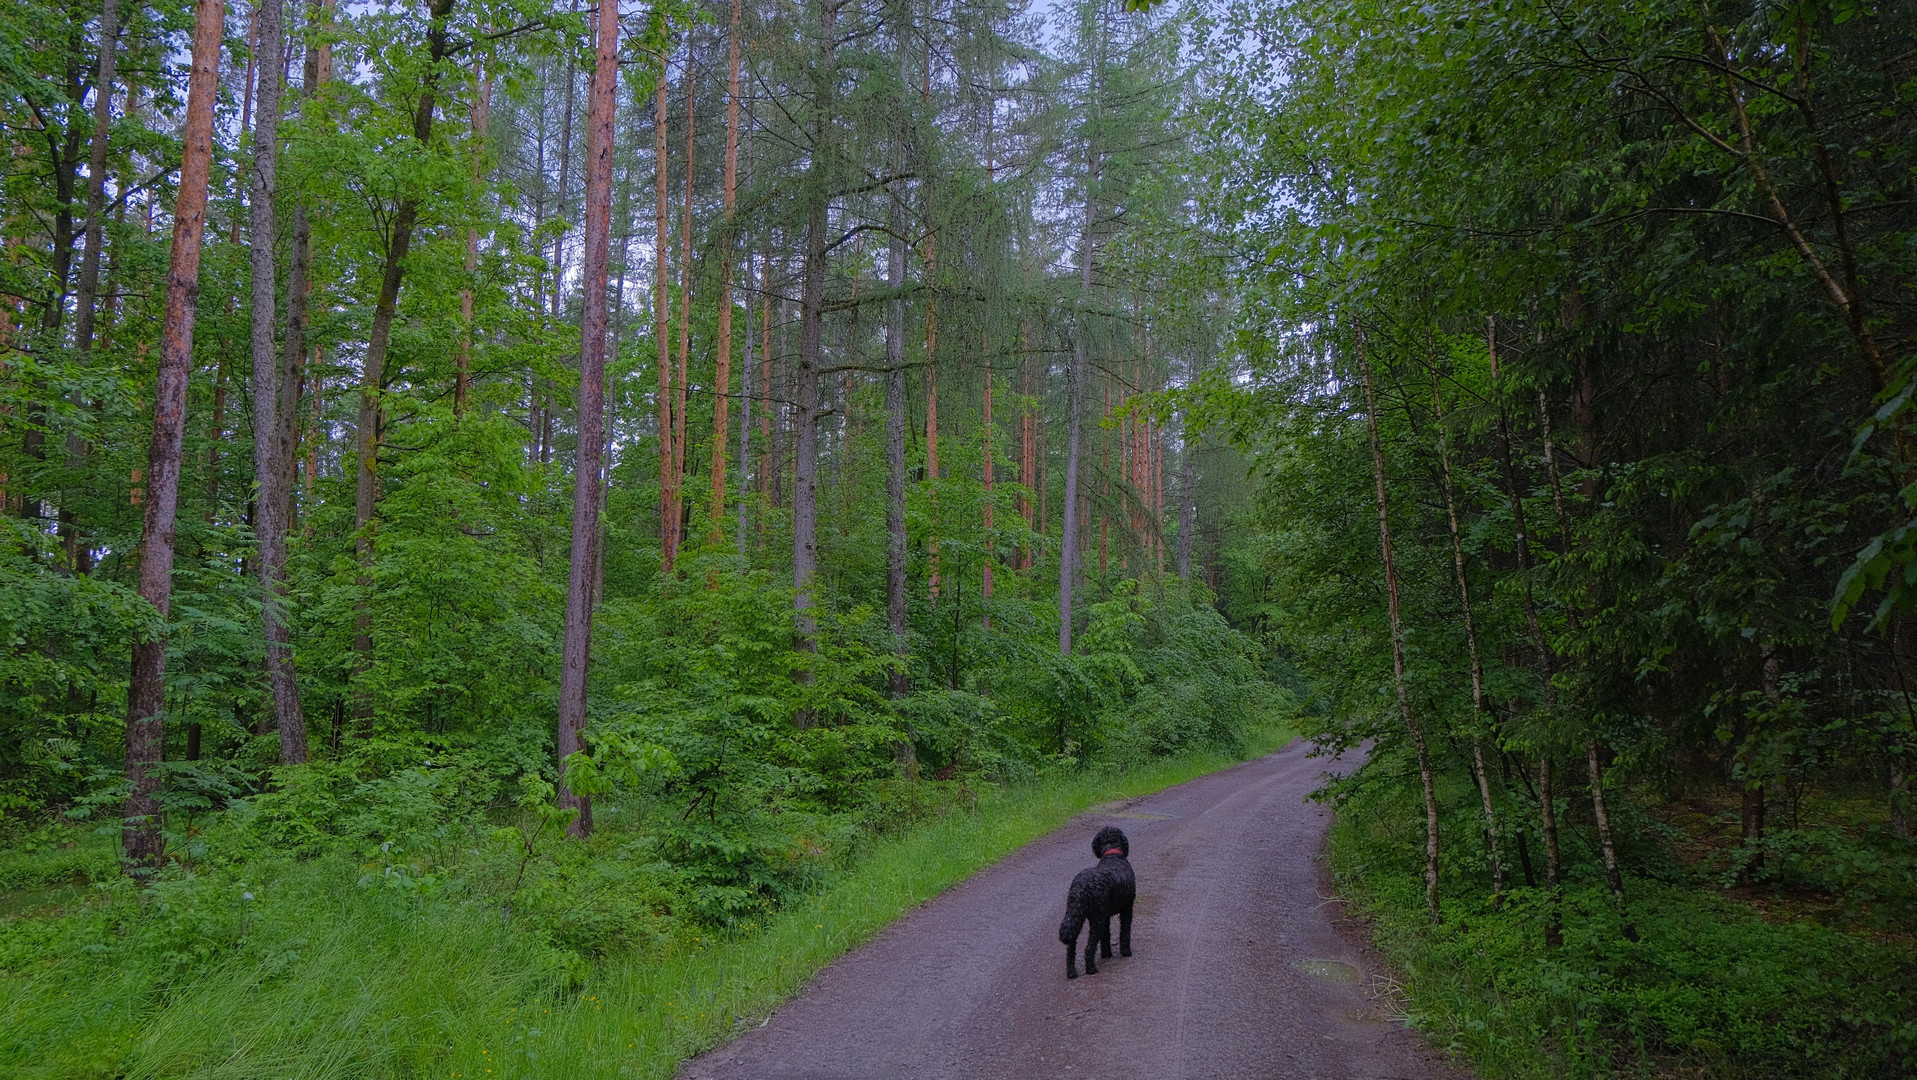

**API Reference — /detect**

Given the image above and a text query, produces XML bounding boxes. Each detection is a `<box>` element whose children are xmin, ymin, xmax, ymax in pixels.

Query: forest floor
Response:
<box><xmin>678</xmin><ymin>739</ymin><xmax>1468</xmax><ymax>1080</ymax></box>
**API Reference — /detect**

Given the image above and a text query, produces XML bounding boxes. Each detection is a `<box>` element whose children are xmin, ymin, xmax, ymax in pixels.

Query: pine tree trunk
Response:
<box><xmin>759</xmin><ymin>280</ymin><xmax>772</xmax><ymax>504</ymax></box>
<box><xmin>71</xmin><ymin>0</ymin><xmax>120</xmax><ymax>354</ymax></box>
<box><xmin>794</xmin><ymin>0</ymin><xmax>838</xmax><ymax>668</ymax></box>
<box><xmin>124</xmin><ymin>0</ymin><xmax>223</xmax><ymax>872</ymax></box>
<box><xmin>1020</xmin><ymin>345</ymin><xmax>1035</xmax><ymax>570</ymax></box>
<box><xmin>884</xmin><ymin>54</ymin><xmax>909</xmax><ymax>699</ymax></box>
<box><xmin>982</xmin><ymin>342</ymin><xmax>994</xmax><ymax>623</ymax></box>
<box><xmin>281</xmin><ymin>0</ymin><xmax>332</xmax><ymax>538</ymax></box>
<box><xmin>556</xmin><ymin>0</ymin><xmax>619</xmax><ymax>840</ymax></box>
<box><xmin>709</xmin><ymin>0</ymin><xmax>745</xmax><ymax>544</ymax></box>
<box><xmin>1176</xmin><ymin>426</ymin><xmax>1195</xmax><ymax>579</ymax></box>
<box><xmin>1061</xmin><ymin>119</ymin><xmax>1097</xmax><ymax>655</ymax></box>
<box><xmin>920</xmin><ymin>239</ymin><xmax>935</xmax><ymax>606</ymax></box>
<box><xmin>672</xmin><ymin>70</ymin><xmax>694</xmax><ymax>543</ymax></box>
<box><xmin>655</xmin><ymin>72</ymin><xmax>675</xmax><ymax>570</ymax></box>
<box><xmin>738</xmin><ymin>253</ymin><xmax>754</xmax><ymax>557</ymax></box>
<box><xmin>1355</xmin><ymin>327</ymin><xmax>1440</xmax><ymax>922</ymax></box>
<box><xmin>249</xmin><ymin>0</ymin><xmax>307</xmax><ymax>765</ymax></box>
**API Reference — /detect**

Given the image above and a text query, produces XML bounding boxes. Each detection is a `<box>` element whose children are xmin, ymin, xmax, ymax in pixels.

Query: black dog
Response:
<box><xmin>1058</xmin><ymin>825</ymin><xmax>1135</xmax><ymax>979</ymax></box>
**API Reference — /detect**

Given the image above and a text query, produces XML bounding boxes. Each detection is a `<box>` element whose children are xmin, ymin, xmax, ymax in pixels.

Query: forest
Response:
<box><xmin>1</xmin><ymin>0</ymin><xmax>1914</xmax><ymax>1076</ymax></box>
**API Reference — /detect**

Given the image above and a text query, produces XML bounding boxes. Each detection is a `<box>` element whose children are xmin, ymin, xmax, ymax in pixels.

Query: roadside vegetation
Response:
<box><xmin>0</xmin><ymin>690</ymin><xmax>1291</xmax><ymax>1080</ymax></box>
<box><xmin>1191</xmin><ymin>0</ymin><xmax>1917</xmax><ymax>1075</ymax></box>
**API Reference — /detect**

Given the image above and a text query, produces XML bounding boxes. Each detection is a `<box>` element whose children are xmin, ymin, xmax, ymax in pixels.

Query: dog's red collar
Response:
<box><xmin>1103</xmin><ymin>848</ymin><xmax>1125</xmax><ymax>857</ymax></box>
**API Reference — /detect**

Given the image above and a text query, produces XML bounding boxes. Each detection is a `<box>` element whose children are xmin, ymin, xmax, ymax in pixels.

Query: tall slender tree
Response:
<box><xmin>556</xmin><ymin>0</ymin><xmax>621</xmax><ymax>840</ymax></box>
<box><xmin>249</xmin><ymin>0</ymin><xmax>307</xmax><ymax>764</ymax></box>
<box><xmin>1355</xmin><ymin>326</ymin><xmax>1441</xmax><ymax>922</ymax></box>
<box><xmin>124</xmin><ymin>0</ymin><xmax>225</xmax><ymax>872</ymax></box>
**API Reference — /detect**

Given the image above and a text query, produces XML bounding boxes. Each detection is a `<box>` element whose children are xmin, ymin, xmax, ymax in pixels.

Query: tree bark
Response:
<box><xmin>556</xmin><ymin>0</ymin><xmax>619</xmax><ymax>840</ymax></box>
<box><xmin>981</xmin><ymin>341</ymin><xmax>993</xmax><ymax>623</ymax></box>
<box><xmin>674</xmin><ymin>67</ymin><xmax>693</xmax><ymax>541</ymax></box>
<box><xmin>1487</xmin><ymin>317</ymin><xmax>1563</xmax><ymax>943</ymax></box>
<box><xmin>1060</xmin><ymin>132</ymin><xmax>1095</xmax><ymax>655</ymax></box>
<box><xmin>124</xmin><ymin>0</ymin><xmax>224</xmax><ymax>873</ymax></box>
<box><xmin>793</xmin><ymin>0</ymin><xmax>838</xmax><ymax>667</ymax></box>
<box><xmin>1431</xmin><ymin>364</ymin><xmax>1499</xmax><ymax>900</ymax></box>
<box><xmin>710</xmin><ymin>0</ymin><xmax>745</xmax><ymax>544</ymax></box>
<box><xmin>1176</xmin><ymin>423</ymin><xmax>1195</xmax><ymax>579</ymax></box>
<box><xmin>760</xmin><ymin>279</ymin><xmax>773</xmax><ymax>504</ymax></box>
<box><xmin>1355</xmin><ymin>326</ymin><xmax>1440</xmax><ymax>922</ymax></box>
<box><xmin>738</xmin><ymin>252</ymin><xmax>754</xmax><ymax>557</ymax></box>
<box><xmin>884</xmin><ymin>72</ymin><xmax>908</xmax><ymax>698</ymax></box>
<box><xmin>71</xmin><ymin>0</ymin><xmax>120</xmax><ymax>354</ymax></box>
<box><xmin>923</xmin><ymin>238</ymin><xmax>940</xmax><ymax>605</ymax></box>
<box><xmin>249</xmin><ymin>0</ymin><xmax>308</xmax><ymax>765</ymax></box>
<box><xmin>655</xmin><ymin>70</ymin><xmax>675</xmax><ymax>570</ymax></box>
<box><xmin>1536</xmin><ymin>381</ymin><xmax>1632</xmax><ymax>927</ymax></box>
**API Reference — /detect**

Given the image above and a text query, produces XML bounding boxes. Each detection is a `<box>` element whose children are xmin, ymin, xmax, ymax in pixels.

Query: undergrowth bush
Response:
<box><xmin>1328</xmin><ymin>776</ymin><xmax>1917</xmax><ymax>1079</ymax></box>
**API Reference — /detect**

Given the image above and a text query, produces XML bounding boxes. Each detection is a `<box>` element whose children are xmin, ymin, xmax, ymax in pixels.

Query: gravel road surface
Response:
<box><xmin>679</xmin><ymin>740</ymin><xmax>1468</xmax><ymax>1080</ymax></box>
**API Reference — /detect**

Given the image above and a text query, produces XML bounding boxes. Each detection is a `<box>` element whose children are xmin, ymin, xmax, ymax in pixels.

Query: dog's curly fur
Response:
<box><xmin>1058</xmin><ymin>826</ymin><xmax>1135</xmax><ymax>979</ymax></box>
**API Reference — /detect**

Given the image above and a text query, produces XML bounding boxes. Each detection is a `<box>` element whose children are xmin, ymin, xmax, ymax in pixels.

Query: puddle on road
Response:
<box><xmin>1293</xmin><ymin>959</ymin><xmax>1362</xmax><ymax>983</ymax></box>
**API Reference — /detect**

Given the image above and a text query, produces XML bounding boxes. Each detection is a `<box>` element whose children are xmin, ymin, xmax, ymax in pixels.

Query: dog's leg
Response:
<box><xmin>1066</xmin><ymin>940</ymin><xmax>1079</xmax><ymax>979</ymax></box>
<box><xmin>1119</xmin><ymin>905</ymin><xmax>1133</xmax><ymax>957</ymax></box>
<box><xmin>1083</xmin><ymin>933</ymin><xmax>1098</xmax><ymax>975</ymax></box>
<box><xmin>1100</xmin><ymin>915</ymin><xmax>1114</xmax><ymax>959</ymax></box>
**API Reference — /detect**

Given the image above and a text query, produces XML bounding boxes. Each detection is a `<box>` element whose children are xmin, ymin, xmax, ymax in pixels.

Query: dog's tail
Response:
<box><xmin>1059</xmin><ymin>883</ymin><xmax>1088</xmax><ymax>944</ymax></box>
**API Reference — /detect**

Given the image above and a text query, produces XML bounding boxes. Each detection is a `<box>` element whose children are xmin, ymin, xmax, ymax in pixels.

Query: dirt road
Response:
<box><xmin>679</xmin><ymin>741</ymin><xmax>1467</xmax><ymax>1080</ymax></box>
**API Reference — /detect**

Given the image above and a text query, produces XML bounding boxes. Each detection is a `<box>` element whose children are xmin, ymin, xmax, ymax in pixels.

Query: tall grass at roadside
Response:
<box><xmin>2</xmin><ymin>726</ymin><xmax>1292</xmax><ymax>1080</ymax></box>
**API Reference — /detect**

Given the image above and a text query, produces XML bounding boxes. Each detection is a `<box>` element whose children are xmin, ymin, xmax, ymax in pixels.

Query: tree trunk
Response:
<box><xmin>1539</xmin><ymin>753</ymin><xmax>1563</xmax><ymax>945</ymax></box>
<box><xmin>981</xmin><ymin>341</ymin><xmax>993</xmax><ymax>623</ymax></box>
<box><xmin>556</xmin><ymin>0</ymin><xmax>618</xmax><ymax>841</ymax></box>
<box><xmin>124</xmin><ymin>0</ymin><xmax>223</xmax><ymax>873</ymax></box>
<box><xmin>760</xmin><ymin>278</ymin><xmax>773</xmax><ymax>505</ymax></box>
<box><xmin>1487</xmin><ymin>317</ymin><xmax>1562</xmax><ymax>943</ymax></box>
<box><xmin>248</xmin><ymin>0</ymin><xmax>307</xmax><ymax>765</ymax></box>
<box><xmin>1536</xmin><ymin>381</ymin><xmax>1632</xmax><ymax>927</ymax></box>
<box><xmin>280</xmin><ymin>0</ymin><xmax>332</xmax><ymax>537</ymax></box>
<box><xmin>674</xmin><ymin>68</ymin><xmax>693</xmax><ymax>539</ymax></box>
<box><xmin>71</xmin><ymin>0</ymin><xmax>120</xmax><ymax>353</ymax></box>
<box><xmin>1176</xmin><ymin>425</ymin><xmax>1195</xmax><ymax>579</ymax></box>
<box><xmin>353</xmin><ymin>0</ymin><xmax>457</xmax><ymax>728</ymax></box>
<box><xmin>1060</xmin><ymin>133</ymin><xmax>1095</xmax><ymax>655</ymax></box>
<box><xmin>655</xmin><ymin>71</ymin><xmax>676</xmax><ymax>570</ymax></box>
<box><xmin>884</xmin><ymin>77</ymin><xmax>908</xmax><ymax>698</ymax></box>
<box><xmin>738</xmin><ymin>252</ymin><xmax>754</xmax><ymax>557</ymax></box>
<box><xmin>1019</xmin><ymin>340</ymin><xmax>1035</xmax><ymax>570</ymax></box>
<box><xmin>710</xmin><ymin>0</ymin><xmax>745</xmax><ymax>545</ymax></box>
<box><xmin>1355</xmin><ymin>327</ymin><xmax>1440</xmax><ymax>922</ymax></box>
<box><xmin>1431</xmin><ymin>365</ymin><xmax>1499</xmax><ymax>900</ymax></box>
<box><xmin>923</xmin><ymin>238</ymin><xmax>940</xmax><ymax>605</ymax></box>
<box><xmin>793</xmin><ymin>0</ymin><xmax>837</xmax><ymax>671</ymax></box>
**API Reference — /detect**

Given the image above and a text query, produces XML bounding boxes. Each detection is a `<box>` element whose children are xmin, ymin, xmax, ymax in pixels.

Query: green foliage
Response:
<box><xmin>1328</xmin><ymin>786</ymin><xmax>1917</xmax><ymax>1079</ymax></box>
<box><xmin>0</xmin><ymin>732</ymin><xmax>1287</xmax><ymax>1080</ymax></box>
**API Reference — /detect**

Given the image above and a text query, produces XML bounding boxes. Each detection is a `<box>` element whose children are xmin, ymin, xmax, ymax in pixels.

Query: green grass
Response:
<box><xmin>1</xmin><ymin>726</ymin><xmax>1292</xmax><ymax>1080</ymax></box>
